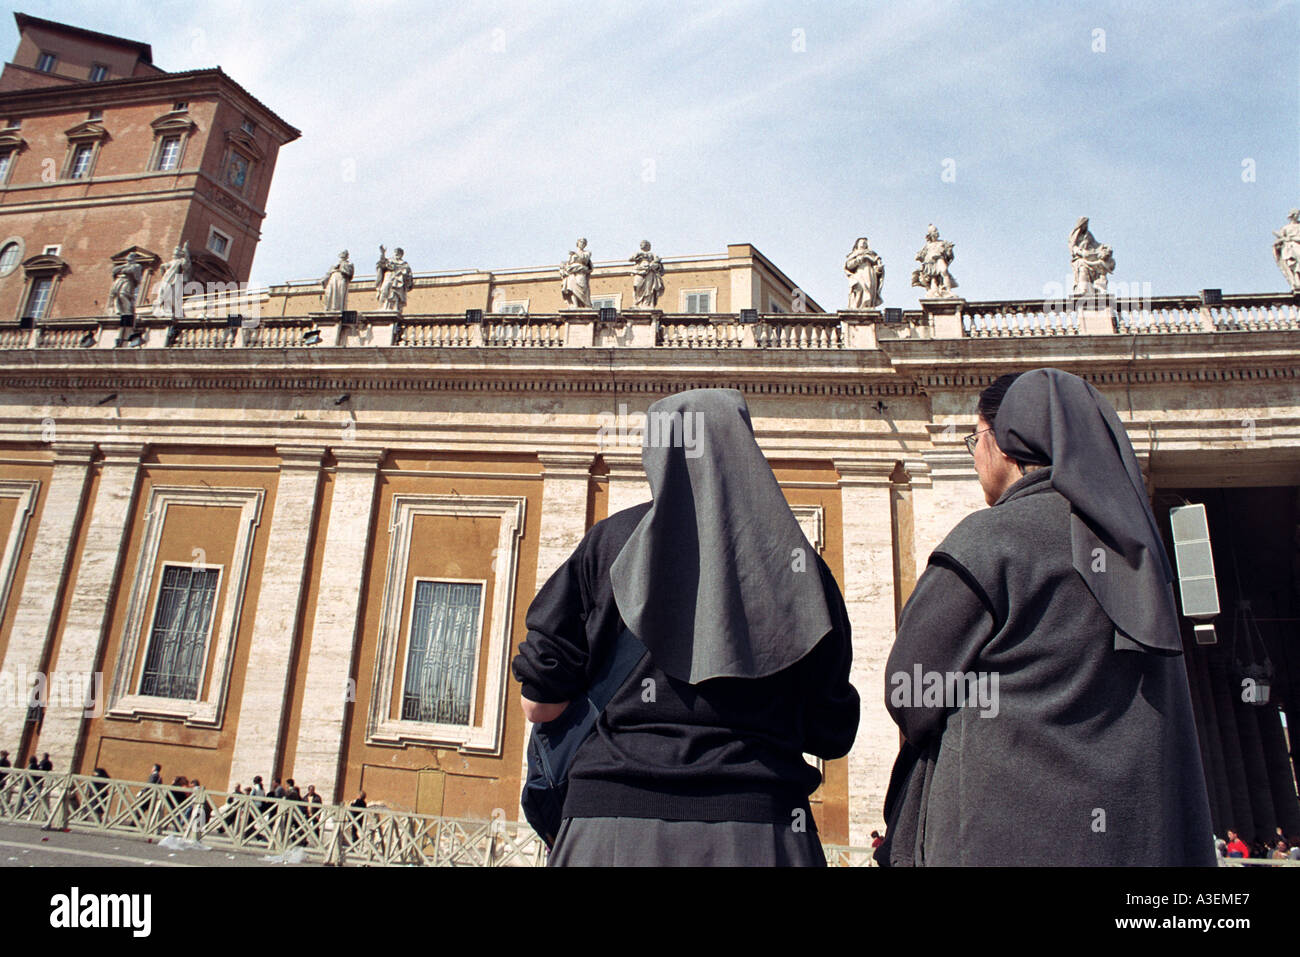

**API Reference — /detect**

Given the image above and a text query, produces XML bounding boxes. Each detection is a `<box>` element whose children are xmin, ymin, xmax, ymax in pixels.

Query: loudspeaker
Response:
<box><xmin>738</xmin><ymin>308</ymin><xmax>758</xmax><ymax>324</ymax></box>
<box><xmin>1169</xmin><ymin>504</ymin><xmax>1220</xmax><ymax>619</ymax></box>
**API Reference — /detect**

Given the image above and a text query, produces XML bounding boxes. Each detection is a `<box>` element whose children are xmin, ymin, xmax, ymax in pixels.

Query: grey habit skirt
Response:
<box><xmin>547</xmin><ymin>817</ymin><xmax>827</xmax><ymax>867</ymax></box>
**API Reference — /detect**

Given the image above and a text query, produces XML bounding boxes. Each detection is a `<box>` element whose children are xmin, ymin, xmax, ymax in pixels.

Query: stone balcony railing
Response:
<box><xmin>1</xmin><ymin>292</ymin><xmax>1296</xmax><ymax>353</ymax></box>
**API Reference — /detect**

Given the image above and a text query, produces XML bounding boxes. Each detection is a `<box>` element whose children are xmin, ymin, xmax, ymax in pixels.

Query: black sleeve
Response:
<box><xmin>885</xmin><ymin>554</ymin><xmax>996</xmax><ymax>746</ymax></box>
<box><xmin>511</xmin><ymin>542</ymin><xmax>593</xmax><ymax>704</ymax></box>
<box><xmin>801</xmin><ymin>559</ymin><xmax>861</xmax><ymax>760</ymax></box>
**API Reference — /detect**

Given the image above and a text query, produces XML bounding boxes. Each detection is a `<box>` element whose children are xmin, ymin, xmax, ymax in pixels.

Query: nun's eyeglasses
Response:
<box><xmin>964</xmin><ymin>428</ymin><xmax>993</xmax><ymax>455</ymax></box>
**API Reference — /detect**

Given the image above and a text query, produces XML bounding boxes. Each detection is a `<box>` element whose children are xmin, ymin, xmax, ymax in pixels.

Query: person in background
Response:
<box><xmin>1224</xmin><ymin>830</ymin><xmax>1249</xmax><ymax>858</ymax></box>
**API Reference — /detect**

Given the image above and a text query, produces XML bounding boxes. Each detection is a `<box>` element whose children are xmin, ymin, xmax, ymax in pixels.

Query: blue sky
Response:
<box><xmin>5</xmin><ymin>0</ymin><xmax>1298</xmax><ymax>308</ymax></box>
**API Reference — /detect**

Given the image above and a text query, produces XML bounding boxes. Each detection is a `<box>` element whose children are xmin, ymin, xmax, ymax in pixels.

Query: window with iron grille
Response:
<box><xmin>400</xmin><ymin>580</ymin><xmax>482</xmax><ymax>725</ymax></box>
<box><xmin>140</xmin><ymin>565</ymin><xmax>220</xmax><ymax>699</ymax></box>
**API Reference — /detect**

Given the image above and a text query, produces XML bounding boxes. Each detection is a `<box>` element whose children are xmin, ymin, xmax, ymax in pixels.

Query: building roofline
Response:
<box><xmin>728</xmin><ymin>243</ymin><xmax>825</xmax><ymax>312</ymax></box>
<box><xmin>13</xmin><ymin>12</ymin><xmax>154</xmax><ymax>64</ymax></box>
<box><xmin>0</xmin><ymin>66</ymin><xmax>301</xmax><ymax>142</ymax></box>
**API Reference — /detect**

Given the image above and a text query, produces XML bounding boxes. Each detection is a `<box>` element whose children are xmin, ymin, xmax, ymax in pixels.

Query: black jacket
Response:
<box><xmin>513</xmin><ymin>503</ymin><xmax>859</xmax><ymax>824</ymax></box>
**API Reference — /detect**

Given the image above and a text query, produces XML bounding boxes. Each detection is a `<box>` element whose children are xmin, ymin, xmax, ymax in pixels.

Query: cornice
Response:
<box><xmin>880</xmin><ymin>331</ymin><xmax>1300</xmax><ymax>392</ymax></box>
<box><xmin>1</xmin><ymin>333</ymin><xmax>1297</xmax><ymax>401</ymax></box>
<box><xmin>0</xmin><ymin>69</ymin><xmax>300</xmax><ymax>144</ymax></box>
<box><xmin>0</xmin><ymin>345</ymin><xmax>912</xmax><ymax>398</ymax></box>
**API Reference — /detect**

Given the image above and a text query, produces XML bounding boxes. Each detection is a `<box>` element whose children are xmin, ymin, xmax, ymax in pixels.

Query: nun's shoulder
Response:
<box><xmin>581</xmin><ymin>501</ymin><xmax>652</xmax><ymax>552</ymax></box>
<box><xmin>930</xmin><ymin>488</ymin><xmax>1070</xmax><ymax>570</ymax></box>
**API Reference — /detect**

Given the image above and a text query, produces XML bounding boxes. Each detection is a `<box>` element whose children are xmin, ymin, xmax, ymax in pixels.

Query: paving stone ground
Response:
<box><xmin>0</xmin><ymin>821</ymin><xmax>320</xmax><ymax>867</ymax></box>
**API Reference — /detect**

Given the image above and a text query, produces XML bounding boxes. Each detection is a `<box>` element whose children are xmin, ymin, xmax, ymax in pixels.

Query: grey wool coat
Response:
<box><xmin>882</xmin><ymin>468</ymin><xmax>1216</xmax><ymax>866</ymax></box>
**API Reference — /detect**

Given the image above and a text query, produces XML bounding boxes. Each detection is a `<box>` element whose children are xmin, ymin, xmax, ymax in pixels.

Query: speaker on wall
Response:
<box><xmin>1169</xmin><ymin>503</ymin><xmax>1220</xmax><ymax>620</ymax></box>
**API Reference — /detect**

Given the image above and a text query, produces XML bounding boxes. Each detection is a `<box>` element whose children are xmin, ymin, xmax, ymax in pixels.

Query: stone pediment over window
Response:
<box><xmin>190</xmin><ymin>249</ymin><xmax>236</xmax><ymax>286</ymax></box>
<box><xmin>223</xmin><ymin>128</ymin><xmax>263</xmax><ymax>161</ymax></box>
<box><xmin>64</xmin><ymin>120</ymin><xmax>109</xmax><ymax>144</ymax></box>
<box><xmin>21</xmin><ymin>253</ymin><xmax>68</xmax><ymax>277</ymax></box>
<box><xmin>0</xmin><ymin>129</ymin><xmax>26</xmax><ymax>152</ymax></box>
<box><xmin>151</xmin><ymin>112</ymin><xmax>197</xmax><ymax>135</ymax></box>
<box><xmin>110</xmin><ymin>245</ymin><xmax>160</xmax><ymax>272</ymax></box>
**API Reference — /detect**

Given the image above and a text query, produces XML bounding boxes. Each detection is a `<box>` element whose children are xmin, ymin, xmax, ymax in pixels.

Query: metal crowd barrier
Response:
<box><xmin>0</xmin><ymin>768</ymin><xmax>875</xmax><ymax>866</ymax></box>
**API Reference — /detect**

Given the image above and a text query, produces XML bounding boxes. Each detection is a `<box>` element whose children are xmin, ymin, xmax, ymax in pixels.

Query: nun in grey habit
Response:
<box><xmin>513</xmin><ymin>388</ymin><xmax>860</xmax><ymax>866</ymax></box>
<box><xmin>878</xmin><ymin>368</ymin><xmax>1216</xmax><ymax>866</ymax></box>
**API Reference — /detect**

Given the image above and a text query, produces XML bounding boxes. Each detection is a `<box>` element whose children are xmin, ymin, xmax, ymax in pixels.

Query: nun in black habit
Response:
<box><xmin>512</xmin><ymin>388</ymin><xmax>860</xmax><ymax>866</ymax></box>
<box><xmin>878</xmin><ymin>368</ymin><xmax>1216</xmax><ymax>866</ymax></box>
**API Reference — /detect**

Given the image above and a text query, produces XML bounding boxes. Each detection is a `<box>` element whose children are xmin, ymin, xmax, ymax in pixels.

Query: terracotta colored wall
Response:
<box><xmin>308</xmin><ymin>453</ymin><xmax>543</xmax><ymax>816</ymax></box>
<box><xmin>75</xmin><ymin>448</ymin><xmax>280</xmax><ymax>785</ymax></box>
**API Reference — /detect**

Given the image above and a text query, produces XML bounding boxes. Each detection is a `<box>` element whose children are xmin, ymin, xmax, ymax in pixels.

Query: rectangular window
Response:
<box><xmin>89</xmin><ymin>63</ymin><xmax>108</xmax><ymax>82</ymax></box>
<box><xmin>140</xmin><ymin>565</ymin><xmax>220</xmax><ymax>700</ymax></box>
<box><xmin>768</xmin><ymin>298</ymin><xmax>786</xmax><ymax>314</ymax></box>
<box><xmin>592</xmin><ymin>295</ymin><xmax>620</xmax><ymax>311</ymax></box>
<box><xmin>0</xmin><ymin>150</ymin><xmax>12</xmax><ymax>182</ymax></box>
<box><xmin>172</xmin><ymin>101</ymin><xmax>188</xmax><ymax>112</ymax></box>
<box><xmin>35</xmin><ymin>53</ymin><xmax>56</xmax><ymax>73</ymax></box>
<box><xmin>69</xmin><ymin>144</ymin><xmax>93</xmax><ymax>179</ymax></box>
<box><xmin>157</xmin><ymin>136</ymin><xmax>182</xmax><ymax>171</ymax></box>
<box><xmin>495</xmin><ymin>301</ymin><xmax>528</xmax><ymax>315</ymax></box>
<box><xmin>88</xmin><ymin>109</ymin><xmax>103</xmax><ymax>121</ymax></box>
<box><xmin>241</xmin><ymin>118</ymin><xmax>256</xmax><ymax>134</ymax></box>
<box><xmin>683</xmin><ymin>290</ymin><xmax>715</xmax><ymax>313</ymax></box>
<box><xmin>401</xmin><ymin>580</ymin><xmax>483</xmax><ymax>726</ymax></box>
<box><xmin>23</xmin><ymin>278</ymin><xmax>52</xmax><ymax>320</ymax></box>
<box><xmin>207</xmin><ymin>228</ymin><xmax>230</xmax><ymax>258</ymax></box>
<box><xmin>4</xmin><ymin>119</ymin><xmax>19</xmax><ymax>129</ymax></box>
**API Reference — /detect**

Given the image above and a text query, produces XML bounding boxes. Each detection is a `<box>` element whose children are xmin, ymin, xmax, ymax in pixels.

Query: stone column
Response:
<box><xmin>534</xmin><ymin>453</ymin><xmax>595</xmax><ymax>590</ymax></box>
<box><xmin>517</xmin><ymin>453</ymin><xmax>595</xmax><ymax>816</ymax></box>
<box><xmin>0</xmin><ymin>442</ymin><xmax>95</xmax><ymax>753</ymax></box>
<box><xmin>602</xmin><ymin>450</ymin><xmax>650</xmax><ymax>517</ymax></box>
<box><xmin>290</xmin><ymin>446</ymin><xmax>384</xmax><ymax>801</ymax></box>
<box><xmin>36</xmin><ymin>442</ymin><xmax>147</xmax><ymax>768</ymax></box>
<box><xmin>910</xmin><ymin>424</ymin><xmax>986</xmax><ymax>576</ymax></box>
<box><xmin>227</xmin><ymin>446</ymin><xmax>326</xmax><ymax>788</ymax></box>
<box><xmin>834</xmin><ymin>457</ymin><xmax>900</xmax><ymax>847</ymax></box>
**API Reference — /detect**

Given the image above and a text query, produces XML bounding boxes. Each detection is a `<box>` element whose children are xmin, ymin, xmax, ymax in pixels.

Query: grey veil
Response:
<box><xmin>609</xmin><ymin>389</ymin><xmax>834</xmax><ymax>683</ymax></box>
<box><xmin>994</xmin><ymin>368</ymin><xmax>1182</xmax><ymax>655</ymax></box>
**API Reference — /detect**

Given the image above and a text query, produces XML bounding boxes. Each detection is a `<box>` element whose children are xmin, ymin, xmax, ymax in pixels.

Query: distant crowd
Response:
<box><xmin>1218</xmin><ymin>828</ymin><xmax>1300</xmax><ymax>861</ymax></box>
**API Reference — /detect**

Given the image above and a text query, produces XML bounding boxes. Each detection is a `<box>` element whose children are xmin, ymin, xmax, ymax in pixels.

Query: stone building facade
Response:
<box><xmin>0</xmin><ymin>15</ymin><xmax>1296</xmax><ymax>853</ymax></box>
<box><xmin>1</xmin><ymin>287</ymin><xmax>1299</xmax><ymax>848</ymax></box>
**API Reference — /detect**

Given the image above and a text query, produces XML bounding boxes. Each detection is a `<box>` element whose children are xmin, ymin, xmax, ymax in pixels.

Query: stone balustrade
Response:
<box><xmin>2</xmin><ymin>291</ymin><xmax>1295</xmax><ymax>352</ymax></box>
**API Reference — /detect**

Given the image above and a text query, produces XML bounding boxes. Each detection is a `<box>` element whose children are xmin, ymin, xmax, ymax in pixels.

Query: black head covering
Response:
<box><xmin>609</xmin><ymin>389</ymin><xmax>833</xmax><ymax>683</ymax></box>
<box><xmin>994</xmin><ymin>368</ymin><xmax>1182</xmax><ymax>655</ymax></box>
